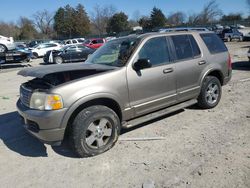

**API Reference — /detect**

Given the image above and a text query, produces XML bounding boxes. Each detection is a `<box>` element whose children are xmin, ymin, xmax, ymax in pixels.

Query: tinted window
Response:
<box><xmin>72</xmin><ymin>40</ymin><xmax>77</xmax><ymax>44</ymax></box>
<box><xmin>97</xmin><ymin>39</ymin><xmax>104</xmax><ymax>43</ymax></box>
<box><xmin>171</xmin><ymin>35</ymin><xmax>193</xmax><ymax>60</ymax></box>
<box><xmin>138</xmin><ymin>37</ymin><xmax>170</xmax><ymax>66</ymax></box>
<box><xmin>200</xmin><ymin>33</ymin><xmax>227</xmax><ymax>54</ymax></box>
<box><xmin>189</xmin><ymin>35</ymin><xmax>201</xmax><ymax>57</ymax></box>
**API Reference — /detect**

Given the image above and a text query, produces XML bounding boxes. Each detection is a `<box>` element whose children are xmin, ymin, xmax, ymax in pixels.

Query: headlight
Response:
<box><xmin>30</xmin><ymin>92</ymin><xmax>63</xmax><ymax>110</ymax></box>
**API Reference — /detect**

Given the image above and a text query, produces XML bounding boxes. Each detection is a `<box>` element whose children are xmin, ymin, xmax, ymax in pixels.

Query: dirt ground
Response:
<box><xmin>0</xmin><ymin>42</ymin><xmax>249</xmax><ymax>188</ymax></box>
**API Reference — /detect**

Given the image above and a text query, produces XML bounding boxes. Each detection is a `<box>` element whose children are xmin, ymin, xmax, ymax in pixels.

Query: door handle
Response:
<box><xmin>198</xmin><ymin>61</ymin><xmax>206</xmax><ymax>65</ymax></box>
<box><xmin>163</xmin><ymin>68</ymin><xmax>174</xmax><ymax>74</ymax></box>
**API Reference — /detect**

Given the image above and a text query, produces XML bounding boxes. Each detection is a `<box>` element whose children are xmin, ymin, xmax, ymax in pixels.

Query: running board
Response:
<box><xmin>122</xmin><ymin>99</ymin><xmax>197</xmax><ymax>129</ymax></box>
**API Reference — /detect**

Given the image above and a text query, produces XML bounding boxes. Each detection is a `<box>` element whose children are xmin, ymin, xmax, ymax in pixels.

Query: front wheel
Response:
<box><xmin>0</xmin><ymin>44</ymin><xmax>7</xmax><ymax>53</ymax></box>
<box><xmin>54</xmin><ymin>56</ymin><xmax>63</xmax><ymax>64</ymax></box>
<box><xmin>70</xmin><ymin>105</ymin><xmax>121</xmax><ymax>157</ymax></box>
<box><xmin>197</xmin><ymin>76</ymin><xmax>222</xmax><ymax>109</ymax></box>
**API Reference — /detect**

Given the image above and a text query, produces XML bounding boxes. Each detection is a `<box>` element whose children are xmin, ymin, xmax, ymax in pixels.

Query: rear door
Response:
<box><xmin>127</xmin><ymin>36</ymin><xmax>177</xmax><ymax>116</ymax></box>
<box><xmin>169</xmin><ymin>34</ymin><xmax>205</xmax><ymax>102</ymax></box>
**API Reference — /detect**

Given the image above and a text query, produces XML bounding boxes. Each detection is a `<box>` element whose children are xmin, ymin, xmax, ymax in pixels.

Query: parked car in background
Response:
<box><xmin>27</xmin><ymin>40</ymin><xmax>46</xmax><ymax>48</ymax></box>
<box><xmin>17</xmin><ymin>31</ymin><xmax>231</xmax><ymax>157</ymax></box>
<box><xmin>218</xmin><ymin>28</ymin><xmax>243</xmax><ymax>42</ymax></box>
<box><xmin>43</xmin><ymin>44</ymin><xmax>95</xmax><ymax>64</ymax></box>
<box><xmin>0</xmin><ymin>47</ymin><xmax>32</xmax><ymax>62</ymax></box>
<box><xmin>64</xmin><ymin>38</ymin><xmax>85</xmax><ymax>45</ymax></box>
<box><xmin>236</xmin><ymin>24</ymin><xmax>246</xmax><ymax>29</ymax></box>
<box><xmin>0</xmin><ymin>35</ymin><xmax>15</xmax><ymax>53</ymax></box>
<box><xmin>83</xmin><ymin>38</ymin><xmax>106</xmax><ymax>49</ymax></box>
<box><xmin>30</xmin><ymin>43</ymin><xmax>62</xmax><ymax>58</ymax></box>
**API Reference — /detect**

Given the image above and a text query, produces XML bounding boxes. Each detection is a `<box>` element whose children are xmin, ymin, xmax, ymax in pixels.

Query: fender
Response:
<box><xmin>59</xmin><ymin>92</ymin><xmax>124</xmax><ymax>129</ymax></box>
<box><xmin>200</xmin><ymin>68</ymin><xmax>223</xmax><ymax>86</ymax></box>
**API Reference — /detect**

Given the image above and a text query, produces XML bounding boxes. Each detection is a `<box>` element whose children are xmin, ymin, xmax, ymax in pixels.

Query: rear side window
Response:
<box><xmin>171</xmin><ymin>35</ymin><xmax>193</xmax><ymax>60</ymax></box>
<box><xmin>200</xmin><ymin>33</ymin><xmax>227</xmax><ymax>54</ymax></box>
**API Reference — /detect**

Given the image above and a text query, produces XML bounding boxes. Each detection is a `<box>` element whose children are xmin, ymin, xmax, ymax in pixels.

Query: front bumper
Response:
<box><xmin>16</xmin><ymin>99</ymin><xmax>67</xmax><ymax>145</ymax></box>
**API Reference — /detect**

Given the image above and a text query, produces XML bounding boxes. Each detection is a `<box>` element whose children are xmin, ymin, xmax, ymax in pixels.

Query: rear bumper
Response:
<box><xmin>223</xmin><ymin>70</ymin><xmax>232</xmax><ymax>85</ymax></box>
<box><xmin>16</xmin><ymin>99</ymin><xmax>67</xmax><ymax>145</ymax></box>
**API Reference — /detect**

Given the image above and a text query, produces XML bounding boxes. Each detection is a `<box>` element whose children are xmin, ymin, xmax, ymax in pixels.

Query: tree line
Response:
<box><xmin>0</xmin><ymin>0</ymin><xmax>250</xmax><ymax>40</ymax></box>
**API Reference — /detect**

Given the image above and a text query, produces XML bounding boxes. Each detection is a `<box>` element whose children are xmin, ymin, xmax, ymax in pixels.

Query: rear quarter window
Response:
<box><xmin>200</xmin><ymin>33</ymin><xmax>228</xmax><ymax>54</ymax></box>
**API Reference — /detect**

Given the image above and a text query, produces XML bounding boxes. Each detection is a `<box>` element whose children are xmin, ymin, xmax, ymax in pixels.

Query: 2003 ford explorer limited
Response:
<box><xmin>17</xmin><ymin>32</ymin><xmax>232</xmax><ymax>157</ymax></box>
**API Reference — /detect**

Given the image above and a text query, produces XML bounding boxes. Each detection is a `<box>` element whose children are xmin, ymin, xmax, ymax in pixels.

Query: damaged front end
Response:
<box><xmin>16</xmin><ymin>63</ymin><xmax>117</xmax><ymax>144</ymax></box>
<box><xmin>18</xmin><ymin>63</ymin><xmax>116</xmax><ymax>109</ymax></box>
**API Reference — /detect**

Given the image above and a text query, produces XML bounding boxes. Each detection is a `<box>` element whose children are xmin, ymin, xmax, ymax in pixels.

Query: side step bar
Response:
<box><xmin>122</xmin><ymin>99</ymin><xmax>197</xmax><ymax>129</ymax></box>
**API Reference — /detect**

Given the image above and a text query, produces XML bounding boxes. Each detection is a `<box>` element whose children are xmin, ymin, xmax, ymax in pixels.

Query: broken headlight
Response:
<box><xmin>30</xmin><ymin>92</ymin><xmax>63</xmax><ymax>110</ymax></box>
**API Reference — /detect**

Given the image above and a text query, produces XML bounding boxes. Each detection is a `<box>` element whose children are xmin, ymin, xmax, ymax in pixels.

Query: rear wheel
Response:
<box><xmin>197</xmin><ymin>76</ymin><xmax>222</xmax><ymax>109</ymax></box>
<box><xmin>0</xmin><ymin>44</ymin><xmax>7</xmax><ymax>53</ymax></box>
<box><xmin>54</xmin><ymin>56</ymin><xmax>63</xmax><ymax>64</ymax></box>
<box><xmin>70</xmin><ymin>105</ymin><xmax>120</xmax><ymax>157</ymax></box>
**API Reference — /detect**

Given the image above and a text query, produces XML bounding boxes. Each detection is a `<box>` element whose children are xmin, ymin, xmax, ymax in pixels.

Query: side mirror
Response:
<box><xmin>133</xmin><ymin>59</ymin><xmax>151</xmax><ymax>71</ymax></box>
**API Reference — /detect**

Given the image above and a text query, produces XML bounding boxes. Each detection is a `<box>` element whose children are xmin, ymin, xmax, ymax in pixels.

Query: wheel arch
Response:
<box><xmin>62</xmin><ymin>96</ymin><xmax>123</xmax><ymax>138</ymax></box>
<box><xmin>201</xmin><ymin>69</ymin><xmax>224</xmax><ymax>86</ymax></box>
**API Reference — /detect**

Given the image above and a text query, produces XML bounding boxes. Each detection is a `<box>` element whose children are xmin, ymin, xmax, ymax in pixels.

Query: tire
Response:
<box><xmin>70</xmin><ymin>105</ymin><xmax>121</xmax><ymax>157</ymax></box>
<box><xmin>0</xmin><ymin>44</ymin><xmax>7</xmax><ymax>53</ymax></box>
<box><xmin>54</xmin><ymin>56</ymin><xmax>63</xmax><ymax>64</ymax></box>
<box><xmin>197</xmin><ymin>76</ymin><xmax>222</xmax><ymax>109</ymax></box>
<box><xmin>33</xmin><ymin>52</ymin><xmax>39</xmax><ymax>59</ymax></box>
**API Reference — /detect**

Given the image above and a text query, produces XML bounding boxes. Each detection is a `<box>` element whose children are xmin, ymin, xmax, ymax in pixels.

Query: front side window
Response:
<box><xmin>138</xmin><ymin>37</ymin><xmax>170</xmax><ymax>66</ymax></box>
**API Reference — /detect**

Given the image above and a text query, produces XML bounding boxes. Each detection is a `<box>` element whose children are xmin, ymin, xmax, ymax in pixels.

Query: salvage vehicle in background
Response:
<box><xmin>43</xmin><ymin>44</ymin><xmax>95</xmax><ymax>64</ymax></box>
<box><xmin>0</xmin><ymin>47</ymin><xmax>32</xmax><ymax>66</ymax></box>
<box><xmin>17</xmin><ymin>31</ymin><xmax>232</xmax><ymax>157</ymax></box>
<box><xmin>83</xmin><ymin>38</ymin><xmax>106</xmax><ymax>49</ymax></box>
<box><xmin>218</xmin><ymin>28</ymin><xmax>243</xmax><ymax>42</ymax></box>
<box><xmin>30</xmin><ymin>43</ymin><xmax>62</xmax><ymax>58</ymax></box>
<box><xmin>64</xmin><ymin>38</ymin><xmax>85</xmax><ymax>45</ymax></box>
<box><xmin>0</xmin><ymin>35</ymin><xmax>16</xmax><ymax>53</ymax></box>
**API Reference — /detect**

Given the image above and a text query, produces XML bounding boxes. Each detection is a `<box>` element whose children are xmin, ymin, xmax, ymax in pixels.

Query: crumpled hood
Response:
<box><xmin>18</xmin><ymin>63</ymin><xmax>117</xmax><ymax>78</ymax></box>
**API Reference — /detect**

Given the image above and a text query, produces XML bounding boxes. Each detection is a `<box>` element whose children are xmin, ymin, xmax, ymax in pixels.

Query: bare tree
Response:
<box><xmin>90</xmin><ymin>5</ymin><xmax>116</xmax><ymax>35</ymax></box>
<box><xmin>33</xmin><ymin>10</ymin><xmax>54</xmax><ymax>37</ymax></box>
<box><xmin>168</xmin><ymin>12</ymin><xmax>186</xmax><ymax>25</ymax></box>
<box><xmin>0</xmin><ymin>22</ymin><xmax>20</xmax><ymax>38</ymax></box>
<box><xmin>187</xmin><ymin>13</ymin><xmax>201</xmax><ymax>25</ymax></box>
<box><xmin>199</xmin><ymin>0</ymin><xmax>222</xmax><ymax>24</ymax></box>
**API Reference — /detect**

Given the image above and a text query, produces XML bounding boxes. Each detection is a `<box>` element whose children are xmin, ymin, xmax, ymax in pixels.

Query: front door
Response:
<box><xmin>127</xmin><ymin>36</ymin><xmax>177</xmax><ymax>117</ymax></box>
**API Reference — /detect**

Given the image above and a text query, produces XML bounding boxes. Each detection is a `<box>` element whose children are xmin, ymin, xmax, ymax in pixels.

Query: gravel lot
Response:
<box><xmin>0</xmin><ymin>42</ymin><xmax>249</xmax><ymax>188</ymax></box>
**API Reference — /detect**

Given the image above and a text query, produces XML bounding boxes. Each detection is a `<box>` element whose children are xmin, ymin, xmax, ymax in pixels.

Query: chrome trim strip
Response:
<box><xmin>179</xmin><ymin>86</ymin><xmax>200</xmax><ymax>94</ymax></box>
<box><xmin>133</xmin><ymin>94</ymin><xmax>177</xmax><ymax>108</ymax></box>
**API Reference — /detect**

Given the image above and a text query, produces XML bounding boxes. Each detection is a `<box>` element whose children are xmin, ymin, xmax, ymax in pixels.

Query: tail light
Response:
<box><xmin>227</xmin><ymin>53</ymin><xmax>232</xmax><ymax>69</ymax></box>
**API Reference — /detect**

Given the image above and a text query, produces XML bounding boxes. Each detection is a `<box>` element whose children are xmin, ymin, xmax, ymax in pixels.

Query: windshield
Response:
<box><xmin>87</xmin><ymin>37</ymin><xmax>140</xmax><ymax>67</ymax></box>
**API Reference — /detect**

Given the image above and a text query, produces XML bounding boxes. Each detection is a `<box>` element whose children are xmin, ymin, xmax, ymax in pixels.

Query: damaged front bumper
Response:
<box><xmin>16</xmin><ymin>99</ymin><xmax>67</xmax><ymax>145</ymax></box>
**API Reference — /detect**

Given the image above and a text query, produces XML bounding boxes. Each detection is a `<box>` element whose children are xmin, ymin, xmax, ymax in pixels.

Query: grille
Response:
<box><xmin>20</xmin><ymin>85</ymin><xmax>32</xmax><ymax>107</ymax></box>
